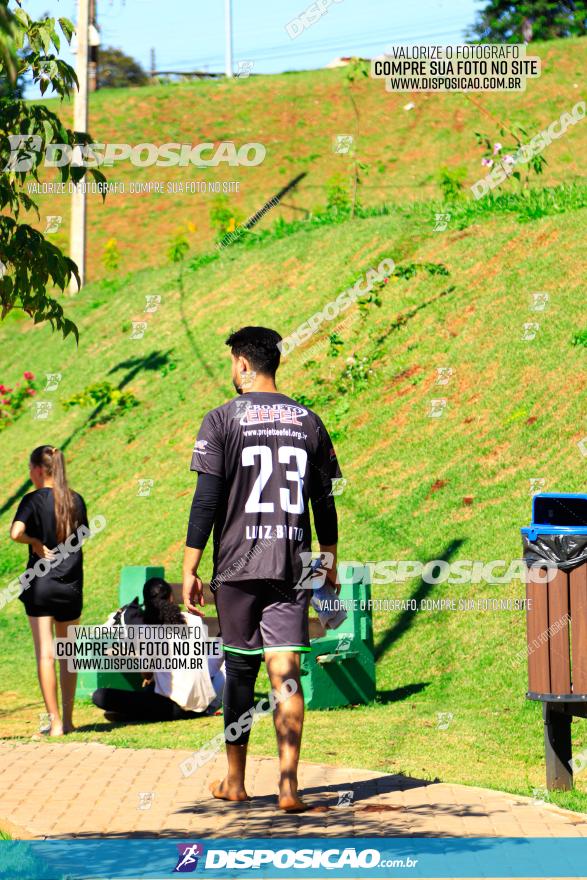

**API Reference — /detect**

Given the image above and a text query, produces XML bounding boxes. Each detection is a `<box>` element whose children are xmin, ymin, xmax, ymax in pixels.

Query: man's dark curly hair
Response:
<box><xmin>225</xmin><ymin>326</ymin><xmax>282</xmax><ymax>377</ymax></box>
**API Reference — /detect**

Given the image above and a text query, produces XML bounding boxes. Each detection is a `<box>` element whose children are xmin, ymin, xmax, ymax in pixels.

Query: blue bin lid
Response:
<box><xmin>522</xmin><ymin>525</ymin><xmax>587</xmax><ymax>541</ymax></box>
<box><xmin>522</xmin><ymin>494</ymin><xmax>587</xmax><ymax>540</ymax></box>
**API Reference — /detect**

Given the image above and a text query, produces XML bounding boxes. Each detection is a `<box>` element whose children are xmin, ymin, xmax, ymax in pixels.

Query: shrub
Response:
<box><xmin>325</xmin><ymin>175</ymin><xmax>352</xmax><ymax>216</ymax></box>
<box><xmin>0</xmin><ymin>372</ymin><xmax>37</xmax><ymax>431</ymax></box>
<box><xmin>168</xmin><ymin>233</ymin><xmax>189</xmax><ymax>264</ymax></box>
<box><xmin>63</xmin><ymin>381</ymin><xmax>138</xmax><ymax>426</ymax></box>
<box><xmin>438</xmin><ymin>166</ymin><xmax>467</xmax><ymax>201</ymax></box>
<box><xmin>209</xmin><ymin>195</ymin><xmax>243</xmax><ymax>238</ymax></box>
<box><xmin>102</xmin><ymin>238</ymin><xmax>121</xmax><ymax>273</ymax></box>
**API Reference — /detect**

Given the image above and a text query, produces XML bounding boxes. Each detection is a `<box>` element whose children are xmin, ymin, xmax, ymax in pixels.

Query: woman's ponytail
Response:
<box><xmin>51</xmin><ymin>448</ymin><xmax>78</xmax><ymax>544</ymax></box>
<box><xmin>30</xmin><ymin>445</ymin><xmax>79</xmax><ymax>543</ymax></box>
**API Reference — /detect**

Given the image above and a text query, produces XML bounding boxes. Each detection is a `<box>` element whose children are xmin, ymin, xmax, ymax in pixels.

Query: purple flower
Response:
<box><xmin>493</xmin><ymin>142</ymin><xmax>502</xmax><ymax>154</ymax></box>
<box><xmin>481</xmin><ymin>157</ymin><xmax>493</xmax><ymax>168</ymax></box>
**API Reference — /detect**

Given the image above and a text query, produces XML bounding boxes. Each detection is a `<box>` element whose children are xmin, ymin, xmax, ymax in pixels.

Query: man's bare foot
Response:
<box><xmin>210</xmin><ymin>778</ymin><xmax>249</xmax><ymax>802</ymax></box>
<box><xmin>63</xmin><ymin>723</ymin><xmax>76</xmax><ymax>734</ymax></box>
<box><xmin>278</xmin><ymin>792</ymin><xmax>329</xmax><ymax>813</ymax></box>
<box><xmin>49</xmin><ymin>722</ymin><xmax>64</xmax><ymax>737</ymax></box>
<box><xmin>278</xmin><ymin>792</ymin><xmax>308</xmax><ymax>812</ymax></box>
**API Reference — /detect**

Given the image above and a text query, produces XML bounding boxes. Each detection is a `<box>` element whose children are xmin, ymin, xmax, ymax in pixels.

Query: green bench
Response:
<box><xmin>76</xmin><ymin>565</ymin><xmax>163</xmax><ymax>699</ymax></box>
<box><xmin>301</xmin><ymin>568</ymin><xmax>376</xmax><ymax>710</ymax></box>
<box><xmin>77</xmin><ymin>564</ymin><xmax>376</xmax><ymax>710</ymax></box>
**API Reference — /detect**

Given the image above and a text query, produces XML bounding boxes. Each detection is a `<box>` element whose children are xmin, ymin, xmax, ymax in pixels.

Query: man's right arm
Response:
<box><xmin>309</xmin><ymin>468</ymin><xmax>339</xmax><ymax>592</ymax></box>
<box><xmin>318</xmin><ymin>542</ymin><xmax>339</xmax><ymax>593</ymax></box>
<box><xmin>310</xmin><ymin>415</ymin><xmax>342</xmax><ymax>591</ymax></box>
<box><xmin>312</xmin><ymin>502</ymin><xmax>339</xmax><ymax>593</ymax></box>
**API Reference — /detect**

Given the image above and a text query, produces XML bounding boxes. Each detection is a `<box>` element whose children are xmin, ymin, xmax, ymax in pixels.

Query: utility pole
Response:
<box><xmin>88</xmin><ymin>0</ymin><xmax>99</xmax><ymax>92</ymax></box>
<box><xmin>225</xmin><ymin>0</ymin><xmax>233</xmax><ymax>78</ymax></box>
<box><xmin>150</xmin><ymin>47</ymin><xmax>156</xmax><ymax>81</ymax></box>
<box><xmin>70</xmin><ymin>0</ymin><xmax>89</xmax><ymax>293</ymax></box>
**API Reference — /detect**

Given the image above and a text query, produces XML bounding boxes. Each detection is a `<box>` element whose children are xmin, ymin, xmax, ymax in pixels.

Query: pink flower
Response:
<box><xmin>0</xmin><ymin>385</ymin><xmax>5</xmax><ymax>394</ymax></box>
<box><xmin>481</xmin><ymin>157</ymin><xmax>493</xmax><ymax>168</ymax></box>
<box><xmin>27</xmin><ymin>388</ymin><xmax>35</xmax><ymax>396</ymax></box>
<box><xmin>2</xmin><ymin>398</ymin><xmax>9</xmax><ymax>405</ymax></box>
<box><xmin>24</xmin><ymin>371</ymin><xmax>34</xmax><ymax>380</ymax></box>
<box><xmin>493</xmin><ymin>142</ymin><xmax>502</xmax><ymax>154</ymax></box>
<box><xmin>503</xmin><ymin>154</ymin><xmax>515</xmax><ymax>165</ymax></box>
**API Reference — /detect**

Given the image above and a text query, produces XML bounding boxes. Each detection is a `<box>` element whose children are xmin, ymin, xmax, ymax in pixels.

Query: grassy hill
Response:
<box><xmin>1</xmin><ymin>39</ymin><xmax>587</xmax><ymax>812</ymax></box>
<box><xmin>24</xmin><ymin>37</ymin><xmax>587</xmax><ymax>278</ymax></box>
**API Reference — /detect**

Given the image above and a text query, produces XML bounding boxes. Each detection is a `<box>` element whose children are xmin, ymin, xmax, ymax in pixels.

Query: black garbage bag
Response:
<box><xmin>523</xmin><ymin>533</ymin><xmax>587</xmax><ymax>572</ymax></box>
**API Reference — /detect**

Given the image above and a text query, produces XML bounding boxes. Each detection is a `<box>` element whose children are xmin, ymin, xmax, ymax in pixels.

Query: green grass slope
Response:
<box><xmin>1</xmin><ymin>190</ymin><xmax>586</xmax><ymax>809</ymax></box>
<box><xmin>25</xmin><ymin>37</ymin><xmax>587</xmax><ymax>277</ymax></box>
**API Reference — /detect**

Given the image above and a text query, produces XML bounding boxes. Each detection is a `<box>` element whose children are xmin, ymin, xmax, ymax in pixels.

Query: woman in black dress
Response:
<box><xmin>10</xmin><ymin>446</ymin><xmax>88</xmax><ymax>736</ymax></box>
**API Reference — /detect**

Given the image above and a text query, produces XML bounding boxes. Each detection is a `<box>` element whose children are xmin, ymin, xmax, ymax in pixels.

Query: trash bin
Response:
<box><xmin>522</xmin><ymin>494</ymin><xmax>587</xmax><ymax>701</ymax></box>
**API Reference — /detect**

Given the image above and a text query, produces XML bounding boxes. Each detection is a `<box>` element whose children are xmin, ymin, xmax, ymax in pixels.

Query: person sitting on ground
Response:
<box><xmin>93</xmin><ymin>577</ymin><xmax>224</xmax><ymax>721</ymax></box>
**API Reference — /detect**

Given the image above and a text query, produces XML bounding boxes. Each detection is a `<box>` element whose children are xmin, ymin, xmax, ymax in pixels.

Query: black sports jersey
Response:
<box><xmin>190</xmin><ymin>392</ymin><xmax>341</xmax><ymax>585</ymax></box>
<box><xmin>13</xmin><ymin>488</ymin><xmax>88</xmax><ymax>589</ymax></box>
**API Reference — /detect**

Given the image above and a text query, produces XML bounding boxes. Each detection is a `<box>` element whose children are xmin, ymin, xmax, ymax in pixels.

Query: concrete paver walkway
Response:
<box><xmin>1</xmin><ymin>741</ymin><xmax>586</xmax><ymax>839</ymax></box>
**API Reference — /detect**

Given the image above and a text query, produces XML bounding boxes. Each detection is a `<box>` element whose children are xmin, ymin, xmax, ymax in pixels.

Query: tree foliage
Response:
<box><xmin>98</xmin><ymin>47</ymin><xmax>148</xmax><ymax>89</ymax></box>
<box><xmin>467</xmin><ymin>0</ymin><xmax>587</xmax><ymax>41</ymax></box>
<box><xmin>0</xmin><ymin>1</ymin><xmax>106</xmax><ymax>341</ymax></box>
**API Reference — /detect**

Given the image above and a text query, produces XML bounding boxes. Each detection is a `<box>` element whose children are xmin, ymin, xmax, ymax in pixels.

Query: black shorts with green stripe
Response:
<box><xmin>214</xmin><ymin>579</ymin><xmax>311</xmax><ymax>655</ymax></box>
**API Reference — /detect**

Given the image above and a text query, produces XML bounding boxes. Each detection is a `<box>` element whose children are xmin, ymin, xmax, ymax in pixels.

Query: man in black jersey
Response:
<box><xmin>183</xmin><ymin>326</ymin><xmax>341</xmax><ymax>812</ymax></box>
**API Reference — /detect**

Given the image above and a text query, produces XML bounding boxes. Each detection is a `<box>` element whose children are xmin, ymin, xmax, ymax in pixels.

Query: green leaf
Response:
<box><xmin>39</xmin><ymin>25</ymin><xmax>51</xmax><ymax>55</ymax></box>
<box><xmin>13</xmin><ymin>7</ymin><xmax>31</xmax><ymax>28</ymax></box>
<box><xmin>42</xmin><ymin>119</ymin><xmax>53</xmax><ymax>144</ymax></box>
<box><xmin>58</xmin><ymin>18</ymin><xmax>75</xmax><ymax>44</ymax></box>
<box><xmin>89</xmin><ymin>168</ymin><xmax>108</xmax><ymax>201</ymax></box>
<box><xmin>50</xmin><ymin>26</ymin><xmax>60</xmax><ymax>53</ymax></box>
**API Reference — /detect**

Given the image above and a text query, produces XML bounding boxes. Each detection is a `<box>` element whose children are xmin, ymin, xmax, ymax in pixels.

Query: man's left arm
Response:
<box><xmin>183</xmin><ymin>472</ymin><xmax>225</xmax><ymax>613</ymax></box>
<box><xmin>184</xmin><ymin>410</ymin><xmax>226</xmax><ymax>614</ymax></box>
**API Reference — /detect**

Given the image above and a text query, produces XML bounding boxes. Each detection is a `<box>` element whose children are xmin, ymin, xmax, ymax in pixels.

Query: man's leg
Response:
<box><xmin>210</xmin><ymin>650</ymin><xmax>262</xmax><ymax>802</ymax></box>
<box><xmin>265</xmin><ymin>650</ymin><xmax>306</xmax><ymax>811</ymax></box>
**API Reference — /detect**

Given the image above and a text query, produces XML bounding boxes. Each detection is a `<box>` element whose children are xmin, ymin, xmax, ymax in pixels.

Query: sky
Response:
<box><xmin>19</xmin><ymin>0</ymin><xmax>482</xmax><ymax>95</ymax></box>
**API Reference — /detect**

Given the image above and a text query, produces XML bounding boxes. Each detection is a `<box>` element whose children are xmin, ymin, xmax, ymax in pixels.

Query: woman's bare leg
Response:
<box><xmin>28</xmin><ymin>616</ymin><xmax>63</xmax><ymax>736</ymax></box>
<box><xmin>55</xmin><ymin>618</ymin><xmax>79</xmax><ymax>733</ymax></box>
